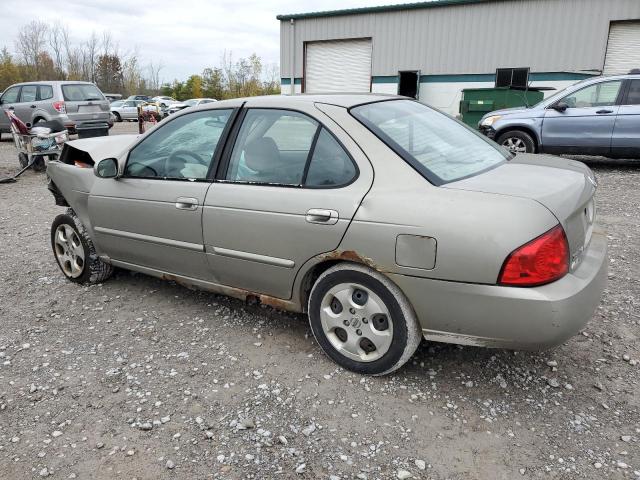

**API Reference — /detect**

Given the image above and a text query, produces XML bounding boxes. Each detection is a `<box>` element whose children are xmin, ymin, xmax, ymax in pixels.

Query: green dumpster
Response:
<box><xmin>459</xmin><ymin>87</ymin><xmax>544</xmax><ymax>128</ymax></box>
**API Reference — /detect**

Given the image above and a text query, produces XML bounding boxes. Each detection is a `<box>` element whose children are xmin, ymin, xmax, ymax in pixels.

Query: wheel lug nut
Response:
<box><xmin>343</xmin><ymin>319</ymin><xmax>350</xmax><ymax>326</ymax></box>
<box><xmin>349</xmin><ymin>307</ymin><xmax>356</xmax><ymax>314</ymax></box>
<box><xmin>362</xmin><ymin>318</ymin><xmax>368</xmax><ymax>323</ymax></box>
<box><xmin>356</xmin><ymin>329</ymin><xmax>362</xmax><ymax>336</ymax></box>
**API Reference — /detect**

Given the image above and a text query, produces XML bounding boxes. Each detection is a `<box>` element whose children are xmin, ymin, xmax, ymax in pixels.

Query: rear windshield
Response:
<box><xmin>62</xmin><ymin>84</ymin><xmax>104</xmax><ymax>102</ymax></box>
<box><xmin>351</xmin><ymin>100</ymin><xmax>508</xmax><ymax>185</ymax></box>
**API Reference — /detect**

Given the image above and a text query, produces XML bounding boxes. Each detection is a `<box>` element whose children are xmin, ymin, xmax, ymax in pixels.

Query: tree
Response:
<box><xmin>15</xmin><ymin>20</ymin><xmax>49</xmax><ymax>79</ymax></box>
<box><xmin>0</xmin><ymin>47</ymin><xmax>21</xmax><ymax>91</ymax></box>
<box><xmin>202</xmin><ymin>67</ymin><xmax>224</xmax><ymax>100</ymax></box>
<box><xmin>96</xmin><ymin>54</ymin><xmax>124</xmax><ymax>93</ymax></box>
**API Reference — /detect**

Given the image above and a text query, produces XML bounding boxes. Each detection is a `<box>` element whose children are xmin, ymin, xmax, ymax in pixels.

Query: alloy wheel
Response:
<box><xmin>502</xmin><ymin>137</ymin><xmax>528</xmax><ymax>153</ymax></box>
<box><xmin>319</xmin><ymin>282</ymin><xmax>393</xmax><ymax>362</ymax></box>
<box><xmin>53</xmin><ymin>224</ymin><xmax>85</xmax><ymax>278</ymax></box>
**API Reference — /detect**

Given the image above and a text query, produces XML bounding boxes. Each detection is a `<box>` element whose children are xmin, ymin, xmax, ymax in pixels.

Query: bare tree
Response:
<box><xmin>48</xmin><ymin>22</ymin><xmax>66</xmax><ymax>79</ymax></box>
<box><xmin>15</xmin><ymin>20</ymin><xmax>49</xmax><ymax>78</ymax></box>
<box><xmin>147</xmin><ymin>60</ymin><xmax>164</xmax><ymax>92</ymax></box>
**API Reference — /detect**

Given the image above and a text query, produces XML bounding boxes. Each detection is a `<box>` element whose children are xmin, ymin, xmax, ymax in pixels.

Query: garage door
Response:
<box><xmin>603</xmin><ymin>22</ymin><xmax>640</xmax><ymax>75</ymax></box>
<box><xmin>305</xmin><ymin>39</ymin><xmax>372</xmax><ymax>93</ymax></box>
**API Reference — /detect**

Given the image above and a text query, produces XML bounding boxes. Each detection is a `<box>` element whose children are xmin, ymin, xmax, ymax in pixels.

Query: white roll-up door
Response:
<box><xmin>603</xmin><ymin>22</ymin><xmax>640</xmax><ymax>75</ymax></box>
<box><xmin>305</xmin><ymin>39</ymin><xmax>372</xmax><ymax>93</ymax></box>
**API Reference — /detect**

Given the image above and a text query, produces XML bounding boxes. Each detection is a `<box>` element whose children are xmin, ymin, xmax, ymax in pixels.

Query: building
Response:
<box><xmin>277</xmin><ymin>0</ymin><xmax>640</xmax><ymax>116</ymax></box>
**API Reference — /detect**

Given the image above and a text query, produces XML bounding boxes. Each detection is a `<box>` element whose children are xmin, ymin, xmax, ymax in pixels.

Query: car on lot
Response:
<box><xmin>151</xmin><ymin>96</ymin><xmax>178</xmax><ymax>108</ymax></box>
<box><xmin>46</xmin><ymin>94</ymin><xmax>607</xmax><ymax>375</ymax></box>
<box><xmin>0</xmin><ymin>81</ymin><xmax>111</xmax><ymax>135</ymax></box>
<box><xmin>111</xmin><ymin>100</ymin><xmax>161</xmax><ymax>122</ymax></box>
<box><xmin>479</xmin><ymin>72</ymin><xmax>640</xmax><ymax>157</ymax></box>
<box><xmin>164</xmin><ymin>98</ymin><xmax>217</xmax><ymax>116</ymax></box>
<box><xmin>126</xmin><ymin>95</ymin><xmax>153</xmax><ymax>103</ymax></box>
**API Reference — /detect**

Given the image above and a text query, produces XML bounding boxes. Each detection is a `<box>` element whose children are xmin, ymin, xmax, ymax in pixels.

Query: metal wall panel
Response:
<box><xmin>280</xmin><ymin>0</ymin><xmax>640</xmax><ymax>79</ymax></box>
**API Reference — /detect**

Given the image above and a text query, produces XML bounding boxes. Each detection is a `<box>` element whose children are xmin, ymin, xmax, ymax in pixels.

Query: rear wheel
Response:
<box><xmin>496</xmin><ymin>130</ymin><xmax>536</xmax><ymax>154</ymax></box>
<box><xmin>32</xmin><ymin>156</ymin><xmax>46</xmax><ymax>172</ymax></box>
<box><xmin>113</xmin><ymin>112</ymin><xmax>122</xmax><ymax>122</ymax></box>
<box><xmin>308</xmin><ymin>263</ymin><xmax>421</xmax><ymax>376</ymax></box>
<box><xmin>51</xmin><ymin>211</ymin><xmax>114</xmax><ymax>284</ymax></box>
<box><xmin>18</xmin><ymin>152</ymin><xmax>29</xmax><ymax>169</ymax></box>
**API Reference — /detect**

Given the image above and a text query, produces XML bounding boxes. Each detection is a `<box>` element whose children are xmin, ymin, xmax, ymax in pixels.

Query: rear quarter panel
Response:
<box><xmin>315</xmin><ymin>103</ymin><xmax>559</xmax><ymax>285</ymax></box>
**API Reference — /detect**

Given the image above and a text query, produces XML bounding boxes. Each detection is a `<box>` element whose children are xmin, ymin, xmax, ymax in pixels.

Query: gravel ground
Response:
<box><xmin>0</xmin><ymin>122</ymin><xmax>638</xmax><ymax>480</ymax></box>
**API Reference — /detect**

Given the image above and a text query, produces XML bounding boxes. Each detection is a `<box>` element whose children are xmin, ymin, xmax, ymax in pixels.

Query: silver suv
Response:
<box><xmin>0</xmin><ymin>81</ymin><xmax>111</xmax><ymax>136</ymax></box>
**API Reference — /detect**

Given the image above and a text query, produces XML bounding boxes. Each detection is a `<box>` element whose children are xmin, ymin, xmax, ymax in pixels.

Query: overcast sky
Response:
<box><xmin>0</xmin><ymin>0</ymin><xmax>407</xmax><ymax>82</ymax></box>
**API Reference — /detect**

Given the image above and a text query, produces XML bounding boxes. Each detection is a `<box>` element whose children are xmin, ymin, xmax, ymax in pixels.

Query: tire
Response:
<box><xmin>308</xmin><ymin>263</ymin><xmax>421</xmax><ymax>376</ymax></box>
<box><xmin>51</xmin><ymin>210</ymin><xmax>114</xmax><ymax>284</ymax></box>
<box><xmin>18</xmin><ymin>152</ymin><xmax>29</xmax><ymax>169</ymax></box>
<box><xmin>113</xmin><ymin>112</ymin><xmax>122</xmax><ymax>122</ymax></box>
<box><xmin>32</xmin><ymin>156</ymin><xmax>46</xmax><ymax>172</ymax></box>
<box><xmin>496</xmin><ymin>130</ymin><xmax>536</xmax><ymax>154</ymax></box>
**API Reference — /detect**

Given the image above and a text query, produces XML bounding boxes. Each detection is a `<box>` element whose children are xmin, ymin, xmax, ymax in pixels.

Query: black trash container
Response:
<box><xmin>76</xmin><ymin>122</ymin><xmax>109</xmax><ymax>139</ymax></box>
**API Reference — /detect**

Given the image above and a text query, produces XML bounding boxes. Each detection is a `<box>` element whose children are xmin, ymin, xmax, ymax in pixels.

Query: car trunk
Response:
<box><xmin>61</xmin><ymin>84</ymin><xmax>110</xmax><ymax>124</ymax></box>
<box><xmin>444</xmin><ymin>154</ymin><xmax>596</xmax><ymax>270</ymax></box>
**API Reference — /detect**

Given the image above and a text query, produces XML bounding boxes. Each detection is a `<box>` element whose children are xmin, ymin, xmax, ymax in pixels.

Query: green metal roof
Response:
<box><xmin>276</xmin><ymin>0</ymin><xmax>502</xmax><ymax>21</ymax></box>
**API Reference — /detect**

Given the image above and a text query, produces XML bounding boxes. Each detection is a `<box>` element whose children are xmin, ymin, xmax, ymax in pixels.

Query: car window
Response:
<box><xmin>352</xmin><ymin>100</ymin><xmax>508</xmax><ymax>185</ymax></box>
<box><xmin>111</xmin><ymin>101</ymin><xmax>124</xmax><ymax>107</ymax></box>
<box><xmin>124</xmin><ymin>101</ymin><xmax>135</xmax><ymax>107</ymax></box>
<box><xmin>38</xmin><ymin>85</ymin><xmax>54</xmax><ymax>101</ymax></box>
<box><xmin>61</xmin><ymin>84</ymin><xmax>104</xmax><ymax>102</ymax></box>
<box><xmin>561</xmin><ymin>81</ymin><xmax>622</xmax><ymax>109</ymax></box>
<box><xmin>625</xmin><ymin>80</ymin><xmax>640</xmax><ymax>105</ymax></box>
<box><xmin>305</xmin><ymin>128</ymin><xmax>357</xmax><ymax>187</ymax></box>
<box><xmin>225</xmin><ymin>109</ymin><xmax>319</xmax><ymax>185</ymax></box>
<box><xmin>1</xmin><ymin>86</ymin><xmax>20</xmax><ymax>104</ymax></box>
<box><xmin>125</xmin><ymin>109</ymin><xmax>232</xmax><ymax>180</ymax></box>
<box><xmin>19</xmin><ymin>85</ymin><xmax>37</xmax><ymax>103</ymax></box>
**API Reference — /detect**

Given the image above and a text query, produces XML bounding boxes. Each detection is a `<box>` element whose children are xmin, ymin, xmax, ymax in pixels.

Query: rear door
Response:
<box><xmin>88</xmin><ymin>107</ymin><xmax>236</xmax><ymax>279</ymax></box>
<box><xmin>203</xmin><ymin>101</ymin><xmax>373</xmax><ymax>299</ymax></box>
<box><xmin>542</xmin><ymin>80</ymin><xmax>623</xmax><ymax>155</ymax></box>
<box><xmin>61</xmin><ymin>83</ymin><xmax>110</xmax><ymax>124</ymax></box>
<box><xmin>612</xmin><ymin>79</ymin><xmax>640</xmax><ymax>158</ymax></box>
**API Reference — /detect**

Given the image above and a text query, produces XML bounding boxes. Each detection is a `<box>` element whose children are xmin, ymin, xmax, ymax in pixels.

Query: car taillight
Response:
<box><xmin>498</xmin><ymin>224</ymin><xmax>569</xmax><ymax>287</ymax></box>
<box><xmin>52</xmin><ymin>101</ymin><xmax>66</xmax><ymax>114</ymax></box>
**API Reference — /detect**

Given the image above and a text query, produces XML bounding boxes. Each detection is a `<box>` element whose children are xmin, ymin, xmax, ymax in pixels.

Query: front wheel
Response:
<box><xmin>51</xmin><ymin>211</ymin><xmax>114</xmax><ymax>284</ymax></box>
<box><xmin>496</xmin><ymin>130</ymin><xmax>536</xmax><ymax>154</ymax></box>
<box><xmin>308</xmin><ymin>263</ymin><xmax>421</xmax><ymax>376</ymax></box>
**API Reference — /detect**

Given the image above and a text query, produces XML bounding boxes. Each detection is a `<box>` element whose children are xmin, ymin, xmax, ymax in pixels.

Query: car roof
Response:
<box><xmin>211</xmin><ymin>93</ymin><xmax>401</xmax><ymax>109</ymax></box>
<box><xmin>11</xmin><ymin>81</ymin><xmax>97</xmax><ymax>86</ymax></box>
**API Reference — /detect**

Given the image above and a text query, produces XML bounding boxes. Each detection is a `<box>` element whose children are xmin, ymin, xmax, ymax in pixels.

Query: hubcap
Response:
<box><xmin>502</xmin><ymin>137</ymin><xmax>527</xmax><ymax>153</ymax></box>
<box><xmin>53</xmin><ymin>224</ymin><xmax>85</xmax><ymax>278</ymax></box>
<box><xmin>319</xmin><ymin>283</ymin><xmax>393</xmax><ymax>362</ymax></box>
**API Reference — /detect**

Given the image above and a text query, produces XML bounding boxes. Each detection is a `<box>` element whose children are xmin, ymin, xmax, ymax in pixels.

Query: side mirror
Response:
<box><xmin>95</xmin><ymin>158</ymin><xmax>119</xmax><ymax>178</ymax></box>
<box><xmin>553</xmin><ymin>102</ymin><xmax>568</xmax><ymax>112</ymax></box>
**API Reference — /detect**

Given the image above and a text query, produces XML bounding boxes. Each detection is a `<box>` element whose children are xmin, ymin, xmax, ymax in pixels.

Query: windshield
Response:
<box><xmin>111</xmin><ymin>101</ymin><xmax>123</xmax><ymax>107</ymax></box>
<box><xmin>62</xmin><ymin>84</ymin><xmax>104</xmax><ymax>102</ymax></box>
<box><xmin>184</xmin><ymin>99</ymin><xmax>198</xmax><ymax>106</ymax></box>
<box><xmin>351</xmin><ymin>100</ymin><xmax>508</xmax><ymax>185</ymax></box>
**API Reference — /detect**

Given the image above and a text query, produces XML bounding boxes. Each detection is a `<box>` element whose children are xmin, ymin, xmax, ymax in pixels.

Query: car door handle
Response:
<box><xmin>596</xmin><ymin>109</ymin><xmax>613</xmax><ymax>114</ymax></box>
<box><xmin>175</xmin><ymin>197</ymin><xmax>198</xmax><ymax>210</ymax></box>
<box><xmin>306</xmin><ymin>208</ymin><xmax>339</xmax><ymax>225</ymax></box>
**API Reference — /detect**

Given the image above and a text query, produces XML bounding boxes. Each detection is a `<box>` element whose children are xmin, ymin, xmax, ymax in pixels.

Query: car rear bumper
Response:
<box><xmin>389</xmin><ymin>230</ymin><xmax>608</xmax><ymax>350</ymax></box>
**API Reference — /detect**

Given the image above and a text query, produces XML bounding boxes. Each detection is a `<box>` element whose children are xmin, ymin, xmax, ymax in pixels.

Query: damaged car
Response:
<box><xmin>46</xmin><ymin>95</ymin><xmax>608</xmax><ymax>375</ymax></box>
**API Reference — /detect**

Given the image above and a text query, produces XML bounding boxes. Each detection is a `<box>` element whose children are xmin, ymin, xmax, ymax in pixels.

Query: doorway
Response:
<box><xmin>398</xmin><ymin>71</ymin><xmax>420</xmax><ymax>99</ymax></box>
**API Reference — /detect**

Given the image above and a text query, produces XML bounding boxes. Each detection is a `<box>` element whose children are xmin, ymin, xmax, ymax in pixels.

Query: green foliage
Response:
<box><xmin>160</xmin><ymin>52</ymin><xmax>280</xmax><ymax>101</ymax></box>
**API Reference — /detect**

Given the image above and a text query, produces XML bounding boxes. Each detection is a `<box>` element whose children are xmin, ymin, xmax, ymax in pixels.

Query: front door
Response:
<box><xmin>203</xmin><ymin>103</ymin><xmax>373</xmax><ymax>299</ymax></box>
<box><xmin>13</xmin><ymin>85</ymin><xmax>39</xmax><ymax>125</ymax></box>
<box><xmin>0</xmin><ymin>85</ymin><xmax>22</xmax><ymax>131</ymax></box>
<box><xmin>88</xmin><ymin>108</ymin><xmax>235</xmax><ymax>279</ymax></box>
<box><xmin>542</xmin><ymin>80</ymin><xmax>623</xmax><ymax>155</ymax></box>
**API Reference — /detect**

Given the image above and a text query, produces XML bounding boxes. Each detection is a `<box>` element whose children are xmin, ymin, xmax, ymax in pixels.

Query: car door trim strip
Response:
<box><xmin>94</xmin><ymin>226</ymin><xmax>204</xmax><ymax>252</ymax></box>
<box><xmin>211</xmin><ymin>246</ymin><xmax>295</xmax><ymax>269</ymax></box>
